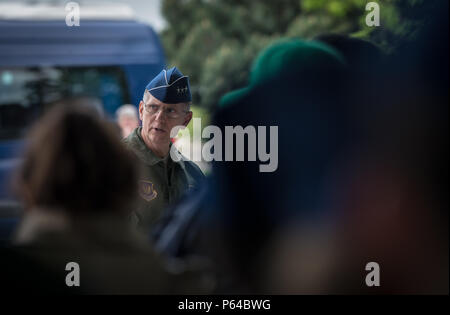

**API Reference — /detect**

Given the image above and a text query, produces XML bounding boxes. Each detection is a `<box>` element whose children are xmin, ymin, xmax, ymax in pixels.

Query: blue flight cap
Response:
<box><xmin>145</xmin><ymin>67</ymin><xmax>192</xmax><ymax>103</ymax></box>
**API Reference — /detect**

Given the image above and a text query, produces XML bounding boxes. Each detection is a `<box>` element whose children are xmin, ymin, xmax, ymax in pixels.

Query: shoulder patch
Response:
<box><xmin>139</xmin><ymin>180</ymin><xmax>158</xmax><ymax>201</ymax></box>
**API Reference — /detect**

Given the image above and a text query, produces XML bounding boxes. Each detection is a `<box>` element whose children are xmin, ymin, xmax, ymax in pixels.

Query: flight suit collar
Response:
<box><xmin>126</xmin><ymin>127</ymin><xmax>165</xmax><ymax>166</ymax></box>
<box><xmin>128</xmin><ymin>127</ymin><xmax>186</xmax><ymax>168</ymax></box>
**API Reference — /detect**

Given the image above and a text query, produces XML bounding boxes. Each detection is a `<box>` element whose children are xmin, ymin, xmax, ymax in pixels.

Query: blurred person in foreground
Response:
<box><xmin>116</xmin><ymin>104</ymin><xmax>140</xmax><ymax>138</ymax></box>
<box><xmin>258</xmin><ymin>28</ymin><xmax>448</xmax><ymax>294</ymax></box>
<box><xmin>324</xmin><ymin>5</ymin><xmax>449</xmax><ymax>294</ymax></box>
<box><xmin>155</xmin><ymin>15</ymin><xmax>448</xmax><ymax>294</ymax></box>
<box><xmin>264</xmin><ymin>16</ymin><xmax>448</xmax><ymax>293</ymax></box>
<box><xmin>314</xmin><ymin>34</ymin><xmax>384</xmax><ymax>72</ymax></box>
<box><xmin>123</xmin><ymin>67</ymin><xmax>204</xmax><ymax>232</ymax></box>
<box><xmin>9</xmin><ymin>104</ymin><xmax>213</xmax><ymax>294</ymax></box>
<box><xmin>211</xmin><ymin>39</ymin><xmax>348</xmax><ymax>294</ymax></box>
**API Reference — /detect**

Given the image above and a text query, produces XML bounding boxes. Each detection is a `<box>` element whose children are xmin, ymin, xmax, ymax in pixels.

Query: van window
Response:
<box><xmin>0</xmin><ymin>66</ymin><xmax>130</xmax><ymax>140</ymax></box>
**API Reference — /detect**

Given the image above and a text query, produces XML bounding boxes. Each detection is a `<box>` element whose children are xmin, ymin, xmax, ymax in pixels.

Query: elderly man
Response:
<box><xmin>124</xmin><ymin>67</ymin><xmax>204</xmax><ymax>230</ymax></box>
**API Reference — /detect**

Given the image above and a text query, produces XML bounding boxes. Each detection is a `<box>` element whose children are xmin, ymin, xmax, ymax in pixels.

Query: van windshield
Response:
<box><xmin>0</xmin><ymin>66</ymin><xmax>130</xmax><ymax>140</ymax></box>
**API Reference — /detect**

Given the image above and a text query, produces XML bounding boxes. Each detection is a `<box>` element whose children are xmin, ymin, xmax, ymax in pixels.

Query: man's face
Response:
<box><xmin>139</xmin><ymin>94</ymin><xmax>192</xmax><ymax>150</ymax></box>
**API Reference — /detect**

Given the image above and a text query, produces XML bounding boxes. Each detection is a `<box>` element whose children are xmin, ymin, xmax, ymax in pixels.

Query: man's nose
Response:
<box><xmin>154</xmin><ymin>108</ymin><xmax>166</xmax><ymax>121</ymax></box>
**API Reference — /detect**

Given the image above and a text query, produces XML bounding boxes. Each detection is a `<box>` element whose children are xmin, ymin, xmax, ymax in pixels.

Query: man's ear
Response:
<box><xmin>138</xmin><ymin>101</ymin><xmax>144</xmax><ymax>121</ymax></box>
<box><xmin>183</xmin><ymin>111</ymin><xmax>193</xmax><ymax>127</ymax></box>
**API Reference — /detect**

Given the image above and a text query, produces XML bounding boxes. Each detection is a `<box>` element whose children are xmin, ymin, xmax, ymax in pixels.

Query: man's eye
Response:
<box><xmin>150</xmin><ymin>105</ymin><xmax>159</xmax><ymax>110</ymax></box>
<box><xmin>167</xmin><ymin>108</ymin><xmax>176</xmax><ymax>113</ymax></box>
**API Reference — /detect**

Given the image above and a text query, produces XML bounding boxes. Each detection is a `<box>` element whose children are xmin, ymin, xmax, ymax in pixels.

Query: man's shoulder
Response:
<box><xmin>122</xmin><ymin>128</ymin><xmax>150</xmax><ymax>166</ymax></box>
<box><xmin>122</xmin><ymin>128</ymin><xmax>138</xmax><ymax>147</ymax></box>
<box><xmin>180</xmin><ymin>158</ymin><xmax>205</xmax><ymax>180</ymax></box>
<box><xmin>122</xmin><ymin>128</ymin><xmax>147</xmax><ymax>157</ymax></box>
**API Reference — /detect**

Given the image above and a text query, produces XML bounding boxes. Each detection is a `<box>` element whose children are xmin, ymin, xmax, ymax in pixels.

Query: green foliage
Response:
<box><xmin>161</xmin><ymin>0</ymin><xmax>436</xmax><ymax>109</ymax></box>
<box><xmin>199</xmin><ymin>35</ymin><xmax>275</xmax><ymax>109</ymax></box>
<box><xmin>170</xmin><ymin>19</ymin><xmax>223</xmax><ymax>92</ymax></box>
<box><xmin>186</xmin><ymin>105</ymin><xmax>211</xmax><ymax>137</ymax></box>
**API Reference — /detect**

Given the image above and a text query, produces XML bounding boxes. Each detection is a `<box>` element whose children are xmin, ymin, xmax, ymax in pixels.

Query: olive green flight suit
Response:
<box><xmin>124</xmin><ymin>127</ymin><xmax>204</xmax><ymax>230</ymax></box>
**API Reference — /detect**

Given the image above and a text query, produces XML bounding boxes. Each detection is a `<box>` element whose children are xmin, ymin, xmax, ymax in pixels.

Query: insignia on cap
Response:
<box><xmin>145</xmin><ymin>67</ymin><xmax>192</xmax><ymax>104</ymax></box>
<box><xmin>177</xmin><ymin>86</ymin><xmax>188</xmax><ymax>94</ymax></box>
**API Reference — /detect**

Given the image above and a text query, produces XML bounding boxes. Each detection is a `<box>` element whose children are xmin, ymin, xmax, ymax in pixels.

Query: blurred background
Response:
<box><xmin>160</xmin><ymin>0</ymin><xmax>437</xmax><ymax>108</ymax></box>
<box><xmin>0</xmin><ymin>0</ymin><xmax>447</xmax><ymax>294</ymax></box>
<box><xmin>0</xmin><ymin>0</ymin><xmax>441</xmax><ymax>171</ymax></box>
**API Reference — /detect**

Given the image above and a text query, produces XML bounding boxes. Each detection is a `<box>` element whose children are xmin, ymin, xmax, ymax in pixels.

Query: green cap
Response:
<box><xmin>219</xmin><ymin>39</ymin><xmax>346</xmax><ymax>108</ymax></box>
